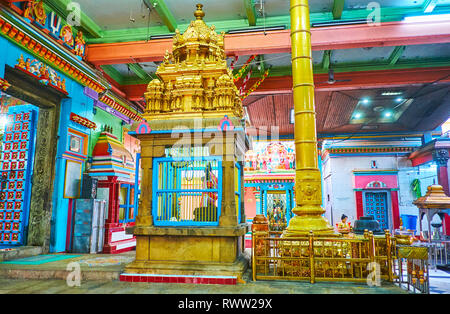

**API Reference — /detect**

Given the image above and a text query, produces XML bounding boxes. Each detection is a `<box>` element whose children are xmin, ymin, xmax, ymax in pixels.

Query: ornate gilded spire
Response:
<box><xmin>194</xmin><ymin>3</ymin><xmax>205</xmax><ymax>20</ymax></box>
<box><xmin>143</xmin><ymin>4</ymin><xmax>243</xmax><ymax>120</ymax></box>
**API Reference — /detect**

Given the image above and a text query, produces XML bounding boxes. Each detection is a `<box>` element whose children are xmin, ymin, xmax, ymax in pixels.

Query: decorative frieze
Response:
<box><xmin>69</xmin><ymin>112</ymin><xmax>96</xmax><ymax>129</ymax></box>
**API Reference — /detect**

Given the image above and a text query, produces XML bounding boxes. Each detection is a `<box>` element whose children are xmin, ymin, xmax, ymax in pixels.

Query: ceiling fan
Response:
<box><xmin>316</xmin><ymin>68</ymin><xmax>352</xmax><ymax>85</ymax></box>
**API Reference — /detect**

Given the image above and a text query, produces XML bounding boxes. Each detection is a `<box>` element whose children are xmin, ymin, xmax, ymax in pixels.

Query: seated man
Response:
<box><xmin>337</xmin><ymin>214</ymin><xmax>352</xmax><ymax>234</ymax></box>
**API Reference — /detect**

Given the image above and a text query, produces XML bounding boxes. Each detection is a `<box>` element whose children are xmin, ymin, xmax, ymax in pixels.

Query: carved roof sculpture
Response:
<box><xmin>143</xmin><ymin>4</ymin><xmax>243</xmax><ymax>121</ymax></box>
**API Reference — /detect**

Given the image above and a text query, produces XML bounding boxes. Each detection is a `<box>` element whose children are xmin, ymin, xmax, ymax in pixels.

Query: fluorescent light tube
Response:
<box><xmin>404</xmin><ymin>13</ymin><xmax>450</xmax><ymax>23</ymax></box>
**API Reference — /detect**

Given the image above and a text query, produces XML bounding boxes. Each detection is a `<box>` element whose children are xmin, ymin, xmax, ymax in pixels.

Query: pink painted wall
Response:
<box><xmin>353</xmin><ymin>174</ymin><xmax>398</xmax><ymax>189</ymax></box>
<box><xmin>244</xmin><ymin>188</ymin><xmax>257</xmax><ymax>219</ymax></box>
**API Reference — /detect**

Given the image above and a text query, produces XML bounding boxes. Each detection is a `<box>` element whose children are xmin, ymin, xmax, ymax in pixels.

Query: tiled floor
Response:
<box><xmin>428</xmin><ymin>268</ymin><xmax>450</xmax><ymax>294</ymax></box>
<box><xmin>0</xmin><ymin>276</ymin><xmax>409</xmax><ymax>294</ymax></box>
<box><xmin>0</xmin><ymin>250</ymin><xmax>448</xmax><ymax>294</ymax></box>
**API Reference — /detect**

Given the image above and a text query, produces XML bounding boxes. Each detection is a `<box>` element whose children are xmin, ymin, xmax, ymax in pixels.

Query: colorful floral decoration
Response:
<box><xmin>99</xmin><ymin>94</ymin><xmax>142</xmax><ymax>122</ymax></box>
<box><xmin>60</xmin><ymin>25</ymin><xmax>74</xmax><ymax>47</ymax></box>
<box><xmin>0</xmin><ymin>78</ymin><xmax>11</xmax><ymax>91</ymax></box>
<box><xmin>233</xmin><ymin>55</ymin><xmax>256</xmax><ymax>83</ymax></box>
<box><xmin>240</xmin><ymin>68</ymin><xmax>270</xmax><ymax>101</ymax></box>
<box><xmin>69</xmin><ymin>113</ymin><xmax>96</xmax><ymax>129</ymax></box>
<box><xmin>239</xmin><ymin>66</ymin><xmax>252</xmax><ymax>96</ymax></box>
<box><xmin>74</xmin><ymin>31</ymin><xmax>86</xmax><ymax>57</ymax></box>
<box><xmin>15</xmin><ymin>54</ymin><xmax>67</xmax><ymax>93</ymax></box>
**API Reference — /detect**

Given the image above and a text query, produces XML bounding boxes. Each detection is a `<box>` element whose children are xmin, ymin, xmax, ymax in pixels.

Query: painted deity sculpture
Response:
<box><xmin>60</xmin><ymin>25</ymin><xmax>74</xmax><ymax>47</ymax></box>
<box><xmin>74</xmin><ymin>31</ymin><xmax>86</xmax><ymax>57</ymax></box>
<box><xmin>267</xmin><ymin>198</ymin><xmax>287</xmax><ymax>231</ymax></box>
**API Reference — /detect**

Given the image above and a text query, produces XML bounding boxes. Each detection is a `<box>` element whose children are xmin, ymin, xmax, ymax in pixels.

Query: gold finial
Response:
<box><xmin>194</xmin><ymin>4</ymin><xmax>205</xmax><ymax>20</ymax></box>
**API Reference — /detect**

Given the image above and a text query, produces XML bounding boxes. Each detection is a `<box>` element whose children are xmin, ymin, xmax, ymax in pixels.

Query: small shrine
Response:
<box><xmin>414</xmin><ymin>184</ymin><xmax>450</xmax><ymax>242</ymax></box>
<box><xmin>244</xmin><ymin>141</ymin><xmax>296</xmax><ymax>231</ymax></box>
<box><xmin>123</xmin><ymin>4</ymin><xmax>248</xmax><ymax>282</ymax></box>
<box><xmin>89</xmin><ymin>129</ymin><xmax>137</xmax><ymax>253</ymax></box>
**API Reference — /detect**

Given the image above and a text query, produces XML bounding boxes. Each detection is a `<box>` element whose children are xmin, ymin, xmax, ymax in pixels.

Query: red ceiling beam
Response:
<box><xmin>120</xmin><ymin>67</ymin><xmax>450</xmax><ymax>101</ymax></box>
<box><xmin>86</xmin><ymin>20</ymin><xmax>450</xmax><ymax>65</ymax></box>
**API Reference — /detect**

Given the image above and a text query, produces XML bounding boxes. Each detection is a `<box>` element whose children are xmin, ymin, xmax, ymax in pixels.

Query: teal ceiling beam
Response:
<box><xmin>43</xmin><ymin>0</ymin><xmax>103</xmax><ymax>38</ymax></box>
<box><xmin>243</xmin><ymin>0</ymin><xmax>257</xmax><ymax>26</ymax></box>
<box><xmin>423</xmin><ymin>0</ymin><xmax>438</xmax><ymax>13</ymax></box>
<box><xmin>332</xmin><ymin>0</ymin><xmax>346</xmax><ymax>19</ymax></box>
<box><xmin>85</xmin><ymin>4</ymin><xmax>450</xmax><ymax>44</ymax></box>
<box><xmin>127</xmin><ymin>63</ymin><xmax>152</xmax><ymax>81</ymax></box>
<box><xmin>388</xmin><ymin>46</ymin><xmax>406</xmax><ymax>65</ymax></box>
<box><xmin>144</xmin><ymin>0</ymin><xmax>177</xmax><ymax>32</ymax></box>
<box><xmin>101</xmin><ymin>65</ymin><xmax>125</xmax><ymax>85</ymax></box>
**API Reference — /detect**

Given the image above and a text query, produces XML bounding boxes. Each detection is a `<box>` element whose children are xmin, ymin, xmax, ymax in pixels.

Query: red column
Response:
<box><xmin>355</xmin><ymin>191</ymin><xmax>364</xmax><ymax>219</ymax></box>
<box><xmin>438</xmin><ymin>166</ymin><xmax>450</xmax><ymax>235</ymax></box>
<box><xmin>390</xmin><ymin>190</ymin><xmax>400</xmax><ymax>230</ymax></box>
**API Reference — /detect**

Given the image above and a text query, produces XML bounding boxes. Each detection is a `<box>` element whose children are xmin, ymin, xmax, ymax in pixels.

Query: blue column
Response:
<box><xmin>263</xmin><ymin>189</ymin><xmax>267</xmax><ymax>216</ymax></box>
<box><xmin>258</xmin><ymin>189</ymin><xmax>263</xmax><ymax>215</ymax></box>
<box><xmin>286</xmin><ymin>189</ymin><xmax>291</xmax><ymax>222</ymax></box>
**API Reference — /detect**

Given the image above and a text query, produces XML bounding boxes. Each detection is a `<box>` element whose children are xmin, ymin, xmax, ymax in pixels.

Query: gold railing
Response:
<box><xmin>394</xmin><ymin>246</ymin><xmax>429</xmax><ymax>294</ymax></box>
<box><xmin>252</xmin><ymin>230</ymin><xmax>396</xmax><ymax>284</ymax></box>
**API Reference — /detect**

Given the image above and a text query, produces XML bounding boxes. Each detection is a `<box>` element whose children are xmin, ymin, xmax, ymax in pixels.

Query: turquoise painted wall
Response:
<box><xmin>0</xmin><ymin>35</ymin><xmax>114</xmax><ymax>252</ymax></box>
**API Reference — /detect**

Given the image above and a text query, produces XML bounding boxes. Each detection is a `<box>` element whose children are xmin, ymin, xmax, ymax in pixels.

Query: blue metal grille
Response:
<box><xmin>364</xmin><ymin>192</ymin><xmax>389</xmax><ymax>230</ymax></box>
<box><xmin>152</xmin><ymin>156</ymin><xmax>222</xmax><ymax>226</ymax></box>
<box><xmin>0</xmin><ymin>109</ymin><xmax>37</xmax><ymax>247</ymax></box>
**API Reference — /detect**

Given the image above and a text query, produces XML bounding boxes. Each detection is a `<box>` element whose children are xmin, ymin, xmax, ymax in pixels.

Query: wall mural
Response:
<box><xmin>244</xmin><ymin>141</ymin><xmax>295</xmax><ymax>172</ymax></box>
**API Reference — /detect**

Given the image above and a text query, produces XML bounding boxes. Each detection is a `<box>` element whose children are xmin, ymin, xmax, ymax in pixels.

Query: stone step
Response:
<box><xmin>0</xmin><ymin>246</ymin><xmax>43</xmax><ymax>262</ymax></box>
<box><xmin>0</xmin><ymin>267</ymin><xmax>121</xmax><ymax>281</ymax></box>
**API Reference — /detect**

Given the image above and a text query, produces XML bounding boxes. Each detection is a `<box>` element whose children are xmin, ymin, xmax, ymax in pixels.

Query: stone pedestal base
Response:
<box><xmin>124</xmin><ymin>224</ymin><xmax>249</xmax><ymax>278</ymax></box>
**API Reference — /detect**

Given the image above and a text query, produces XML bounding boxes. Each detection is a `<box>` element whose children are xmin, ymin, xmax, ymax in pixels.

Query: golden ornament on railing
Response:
<box><xmin>143</xmin><ymin>4</ymin><xmax>243</xmax><ymax>120</ymax></box>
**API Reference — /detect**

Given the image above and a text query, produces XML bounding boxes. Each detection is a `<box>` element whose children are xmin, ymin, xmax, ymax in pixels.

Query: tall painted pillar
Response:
<box><xmin>284</xmin><ymin>0</ymin><xmax>334</xmax><ymax>236</ymax></box>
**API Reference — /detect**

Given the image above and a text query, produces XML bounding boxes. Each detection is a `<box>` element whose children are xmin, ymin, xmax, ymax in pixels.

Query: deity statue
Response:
<box><xmin>60</xmin><ymin>25</ymin><xmax>74</xmax><ymax>47</ymax></box>
<box><xmin>74</xmin><ymin>31</ymin><xmax>86</xmax><ymax>57</ymax></box>
<box><xmin>33</xmin><ymin>0</ymin><xmax>47</xmax><ymax>25</ymax></box>
<box><xmin>16</xmin><ymin>55</ymin><xmax>26</xmax><ymax>70</ymax></box>
<box><xmin>23</xmin><ymin>1</ymin><xmax>33</xmax><ymax>20</ymax></box>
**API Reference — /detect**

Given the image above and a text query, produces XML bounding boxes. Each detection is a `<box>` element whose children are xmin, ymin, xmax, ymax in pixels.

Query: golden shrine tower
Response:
<box><xmin>124</xmin><ymin>4</ymin><xmax>249</xmax><ymax>281</ymax></box>
<box><xmin>143</xmin><ymin>3</ymin><xmax>242</xmax><ymax>121</ymax></box>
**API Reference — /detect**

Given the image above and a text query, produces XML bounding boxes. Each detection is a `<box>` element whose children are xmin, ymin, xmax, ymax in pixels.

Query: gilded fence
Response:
<box><xmin>252</xmin><ymin>230</ymin><xmax>396</xmax><ymax>284</ymax></box>
<box><xmin>393</xmin><ymin>246</ymin><xmax>429</xmax><ymax>294</ymax></box>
